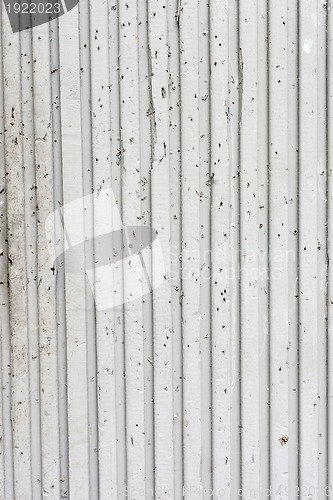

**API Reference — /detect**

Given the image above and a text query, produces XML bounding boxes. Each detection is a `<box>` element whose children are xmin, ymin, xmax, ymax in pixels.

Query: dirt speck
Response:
<box><xmin>279</xmin><ymin>435</ymin><xmax>288</xmax><ymax>446</ymax></box>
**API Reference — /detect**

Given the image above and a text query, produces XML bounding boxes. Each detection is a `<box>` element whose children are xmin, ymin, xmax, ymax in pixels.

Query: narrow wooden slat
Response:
<box><xmin>239</xmin><ymin>0</ymin><xmax>269</xmax><ymax>493</ymax></box>
<box><xmin>147</xmin><ymin>0</ymin><xmax>174</xmax><ymax>497</ymax></box>
<box><xmin>286</xmin><ymin>0</ymin><xmax>299</xmax><ymax>495</ymax></box>
<box><xmin>49</xmin><ymin>16</ymin><xmax>70</xmax><ymax>498</ymax></box>
<box><xmin>0</xmin><ymin>4</ymin><xmax>14</xmax><ymax>497</ymax></box>
<box><xmin>2</xmin><ymin>11</ymin><xmax>32</xmax><ymax>499</ymax></box>
<box><xmin>118</xmin><ymin>0</ymin><xmax>146</xmax><ymax>494</ymax></box>
<box><xmin>298</xmin><ymin>2</ymin><xmax>328</xmax><ymax>497</ymax></box>
<box><xmin>167</xmin><ymin>0</ymin><xmax>183</xmax><ymax>496</ymax></box>
<box><xmin>58</xmin><ymin>7</ymin><xmax>90</xmax><ymax>497</ymax></box>
<box><xmin>209</xmin><ymin>0</ymin><xmax>232</xmax><ymax>495</ymax></box>
<box><xmin>89</xmin><ymin>0</ymin><xmax>118</xmax><ymax>495</ymax></box>
<box><xmin>328</xmin><ymin>1</ymin><xmax>333</xmax><ymax>497</ymax></box>
<box><xmin>269</xmin><ymin>0</ymin><xmax>290</xmax><ymax>497</ymax></box>
<box><xmin>137</xmin><ymin>1</ymin><xmax>155</xmax><ymax>495</ymax></box>
<box><xmin>228</xmin><ymin>1</ymin><xmax>241</xmax><ymax>496</ymax></box>
<box><xmin>78</xmin><ymin>0</ymin><xmax>100</xmax><ymax>496</ymax></box>
<box><xmin>179</xmin><ymin>0</ymin><xmax>202</xmax><ymax>495</ymax></box>
<box><xmin>198</xmin><ymin>0</ymin><xmax>212</xmax><ymax>496</ymax></box>
<box><xmin>32</xmin><ymin>21</ymin><xmax>62</xmax><ymax>497</ymax></box>
<box><xmin>108</xmin><ymin>1</ymin><xmax>127</xmax><ymax>496</ymax></box>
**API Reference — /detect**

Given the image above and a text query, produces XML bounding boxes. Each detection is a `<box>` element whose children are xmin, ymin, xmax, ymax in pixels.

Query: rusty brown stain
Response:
<box><xmin>279</xmin><ymin>435</ymin><xmax>288</xmax><ymax>446</ymax></box>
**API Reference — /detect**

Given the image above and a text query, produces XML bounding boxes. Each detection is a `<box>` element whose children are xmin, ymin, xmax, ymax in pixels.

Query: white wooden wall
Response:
<box><xmin>0</xmin><ymin>0</ymin><xmax>332</xmax><ymax>498</ymax></box>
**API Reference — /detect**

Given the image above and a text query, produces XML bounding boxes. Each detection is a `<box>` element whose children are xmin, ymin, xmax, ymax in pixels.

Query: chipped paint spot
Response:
<box><xmin>302</xmin><ymin>39</ymin><xmax>313</xmax><ymax>54</ymax></box>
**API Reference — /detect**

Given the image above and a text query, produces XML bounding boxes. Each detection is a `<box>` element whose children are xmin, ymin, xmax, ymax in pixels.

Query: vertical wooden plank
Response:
<box><xmin>209</xmin><ymin>0</ymin><xmax>231</xmax><ymax>495</ymax></box>
<box><xmin>1</xmin><ymin>12</ymin><xmax>33</xmax><ymax>499</ymax></box>
<box><xmin>108</xmin><ymin>1</ymin><xmax>127</xmax><ymax>496</ymax></box>
<box><xmin>167</xmin><ymin>0</ymin><xmax>183</xmax><ymax>496</ymax></box>
<box><xmin>89</xmin><ymin>0</ymin><xmax>119</xmax><ymax>496</ymax></box>
<box><xmin>32</xmin><ymin>21</ymin><xmax>62</xmax><ymax>497</ymax></box>
<box><xmin>147</xmin><ymin>0</ymin><xmax>174</xmax><ymax>498</ymax></box>
<box><xmin>21</xmin><ymin>25</ymin><xmax>42</xmax><ymax>498</ymax></box>
<box><xmin>179</xmin><ymin>0</ymin><xmax>202</xmax><ymax>496</ymax></box>
<box><xmin>0</xmin><ymin>4</ymin><xmax>14</xmax><ymax>498</ymax></box>
<box><xmin>198</xmin><ymin>0</ymin><xmax>212</xmax><ymax>496</ymax></box>
<box><xmin>137</xmin><ymin>1</ymin><xmax>155</xmax><ymax>496</ymax></box>
<box><xmin>317</xmin><ymin>3</ymin><xmax>328</xmax><ymax>493</ymax></box>
<box><xmin>228</xmin><ymin>0</ymin><xmax>241</xmax><ymax>496</ymax></box>
<box><xmin>118</xmin><ymin>0</ymin><xmax>146</xmax><ymax>495</ymax></box>
<box><xmin>269</xmin><ymin>1</ymin><xmax>296</xmax><ymax>497</ymax></box>
<box><xmin>49</xmin><ymin>16</ymin><xmax>70</xmax><ymax>499</ymax></box>
<box><xmin>287</xmin><ymin>0</ymin><xmax>300</xmax><ymax>495</ymax></box>
<box><xmin>257</xmin><ymin>0</ymin><xmax>270</xmax><ymax>494</ymax></box>
<box><xmin>328</xmin><ymin>1</ymin><xmax>333</xmax><ymax>497</ymax></box>
<box><xmin>58</xmin><ymin>6</ymin><xmax>90</xmax><ymax>497</ymax></box>
<box><xmin>239</xmin><ymin>0</ymin><xmax>269</xmax><ymax>494</ymax></box>
<box><xmin>78</xmin><ymin>0</ymin><xmax>100</xmax><ymax>496</ymax></box>
<box><xmin>299</xmin><ymin>2</ymin><xmax>328</xmax><ymax>497</ymax></box>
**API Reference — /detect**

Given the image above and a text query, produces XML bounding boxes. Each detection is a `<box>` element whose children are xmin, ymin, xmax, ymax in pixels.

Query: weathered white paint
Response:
<box><xmin>0</xmin><ymin>0</ymin><xmax>331</xmax><ymax>499</ymax></box>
